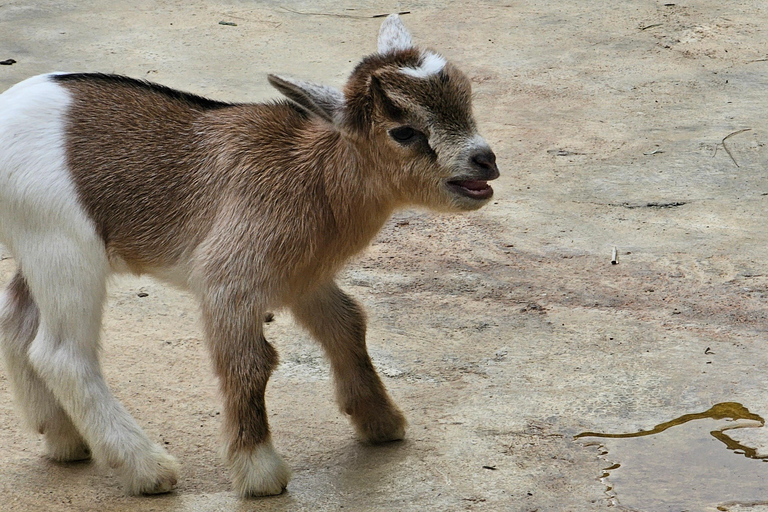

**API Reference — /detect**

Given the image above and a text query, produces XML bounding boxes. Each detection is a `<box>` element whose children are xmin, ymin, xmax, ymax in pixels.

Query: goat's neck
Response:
<box><xmin>315</xmin><ymin>128</ymin><xmax>397</xmax><ymax>237</ymax></box>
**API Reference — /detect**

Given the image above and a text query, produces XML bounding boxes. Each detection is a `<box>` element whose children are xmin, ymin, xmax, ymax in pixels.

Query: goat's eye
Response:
<box><xmin>388</xmin><ymin>126</ymin><xmax>419</xmax><ymax>144</ymax></box>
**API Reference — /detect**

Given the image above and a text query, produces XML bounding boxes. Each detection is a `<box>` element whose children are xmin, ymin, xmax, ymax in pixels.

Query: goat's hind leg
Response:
<box><xmin>20</xmin><ymin>242</ymin><xmax>178</xmax><ymax>495</ymax></box>
<box><xmin>0</xmin><ymin>271</ymin><xmax>90</xmax><ymax>462</ymax></box>
<box><xmin>292</xmin><ymin>281</ymin><xmax>406</xmax><ymax>443</ymax></box>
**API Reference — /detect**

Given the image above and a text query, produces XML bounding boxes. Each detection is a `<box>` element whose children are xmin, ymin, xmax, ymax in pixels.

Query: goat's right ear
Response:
<box><xmin>267</xmin><ymin>74</ymin><xmax>345</xmax><ymax>124</ymax></box>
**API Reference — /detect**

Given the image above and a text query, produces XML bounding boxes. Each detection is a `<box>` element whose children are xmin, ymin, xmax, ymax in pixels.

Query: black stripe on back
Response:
<box><xmin>52</xmin><ymin>73</ymin><xmax>234</xmax><ymax>110</ymax></box>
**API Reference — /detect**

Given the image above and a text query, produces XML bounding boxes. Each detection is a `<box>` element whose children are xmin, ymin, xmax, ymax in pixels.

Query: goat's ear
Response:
<box><xmin>369</xmin><ymin>73</ymin><xmax>406</xmax><ymax>120</ymax></box>
<box><xmin>267</xmin><ymin>74</ymin><xmax>345</xmax><ymax>124</ymax></box>
<box><xmin>378</xmin><ymin>14</ymin><xmax>413</xmax><ymax>54</ymax></box>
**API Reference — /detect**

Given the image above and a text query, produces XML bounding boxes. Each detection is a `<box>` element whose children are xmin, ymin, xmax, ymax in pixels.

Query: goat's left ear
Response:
<box><xmin>378</xmin><ymin>14</ymin><xmax>413</xmax><ymax>54</ymax></box>
<box><xmin>268</xmin><ymin>74</ymin><xmax>345</xmax><ymax>124</ymax></box>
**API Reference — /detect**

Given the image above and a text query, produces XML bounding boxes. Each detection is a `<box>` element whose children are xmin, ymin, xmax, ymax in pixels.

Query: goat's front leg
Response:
<box><xmin>200</xmin><ymin>293</ymin><xmax>291</xmax><ymax>497</ymax></box>
<box><xmin>291</xmin><ymin>281</ymin><xmax>406</xmax><ymax>443</ymax></box>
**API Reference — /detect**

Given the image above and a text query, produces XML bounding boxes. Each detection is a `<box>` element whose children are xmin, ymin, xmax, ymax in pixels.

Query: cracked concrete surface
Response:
<box><xmin>1</xmin><ymin>1</ymin><xmax>768</xmax><ymax>510</ymax></box>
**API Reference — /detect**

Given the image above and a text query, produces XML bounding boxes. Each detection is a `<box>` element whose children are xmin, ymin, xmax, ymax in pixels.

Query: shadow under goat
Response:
<box><xmin>0</xmin><ymin>14</ymin><xmax>499</xmax><ymax>497</ymax></box>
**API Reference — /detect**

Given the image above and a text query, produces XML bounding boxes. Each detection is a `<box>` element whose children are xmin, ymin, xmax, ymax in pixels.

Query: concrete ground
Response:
<box><xmin>1</xmin><ymin>1</ymin><xmax>767</xmax><ymax>510</ymax></box>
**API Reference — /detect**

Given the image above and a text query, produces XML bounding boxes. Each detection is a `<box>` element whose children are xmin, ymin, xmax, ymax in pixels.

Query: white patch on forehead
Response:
<box><xmin>399</xmin><ymin>52</ymin><xmax>447</xmax><ymax>79</ymax></box>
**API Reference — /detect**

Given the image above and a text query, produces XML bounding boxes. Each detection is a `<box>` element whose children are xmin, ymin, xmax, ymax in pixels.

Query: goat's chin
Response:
<box><xmin>424</xmin><ymin>192</ymin><xmax>493</xmax><ymax>213</ymax></box>
<box><xmin>437</xmin><ymin>183</ymin><xmax>494</xmax><ymax>212</ymax></box>
<box><xmin>451</xmin><ymin>196</ymin><xmax>493</xmax><ymax>212</ymax></box>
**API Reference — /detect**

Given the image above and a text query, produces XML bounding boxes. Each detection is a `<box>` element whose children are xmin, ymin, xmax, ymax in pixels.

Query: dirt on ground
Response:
<box><xmin>1</xmin><ymin>1</ymin><xmax>768</xmax><ymax>511</ymax></box>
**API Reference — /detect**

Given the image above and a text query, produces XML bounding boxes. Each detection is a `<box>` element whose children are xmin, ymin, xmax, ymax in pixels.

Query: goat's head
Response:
<box><xmin>268</xmin><ymin>14</ymin><xmax>499</xmax><ymax>212</ymax></box>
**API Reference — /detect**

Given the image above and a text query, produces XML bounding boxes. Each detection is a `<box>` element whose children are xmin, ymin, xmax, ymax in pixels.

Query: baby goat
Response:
<box><xmin>0</xmin><ymin>15</ymin><xmax>498</xmax><ymax>497</ymax></box>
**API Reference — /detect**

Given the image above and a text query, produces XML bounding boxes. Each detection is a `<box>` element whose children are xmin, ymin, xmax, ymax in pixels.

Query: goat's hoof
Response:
<box><xmin>356</xmin><ymin>408</ymin><xmax>407</xmax><ymax>444</ymax></box>
<box><xmin>142</xmin><ymin>474</ymin><xmax>178</xmax><ymax>495</ymax></box>
<box><xmin>229</xmin><ymin>442</ymin><xmax>291</xmax><ymax>497</ymax></box>
<box><xmin>44</xmin><ymin>429</ymin><xmax>92</xmax><ymax>462</ymax></box>
<box><xmin>46</xmin><ymin>441</ymin><xmax>91</xmax><ymax>462</ymax></box>
<box><xmin>122</xmin><ymin>448</ymin><xmax>180</xmax><ymax>495</ymax></box>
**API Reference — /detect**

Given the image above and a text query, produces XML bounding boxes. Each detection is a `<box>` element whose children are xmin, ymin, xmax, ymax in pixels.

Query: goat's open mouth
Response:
<box><xmin>447</xmin><ymin>179</ymin><xmax>494</xmax><ymax>200</ymax></box>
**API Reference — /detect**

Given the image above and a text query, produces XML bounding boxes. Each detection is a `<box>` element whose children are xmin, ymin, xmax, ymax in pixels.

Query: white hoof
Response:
<box><xmin>45</xmin><ymin>436</ymin><xmax>91</xmax><ymax>462</ymax></box>
<box><xmin>229</xmin><ymin>439</ymin><xmax>291</xmax><ymax>497</ymax></box>
<box><xmin>119</xmin><ymin>445</ymin><xmax>180</xmax><ymax>495</ymax></box>
<box><xmin>43</xmin><ymin>422</ymin><xmax>91</xmax><ymax>462</ymax></box>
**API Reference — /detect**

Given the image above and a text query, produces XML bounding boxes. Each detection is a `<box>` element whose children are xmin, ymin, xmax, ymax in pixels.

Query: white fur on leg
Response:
<box><xmin>0</xmin><ymin>279</ymin><xmax>91</xmax><ymax>462</ymax></box>
<box><xmin>228</xmin><ymin>438</ymin><xmax>291</xmax><ymax>497</ymax></box>
<box><xmin>27</xmin><ymin>323</ymin><xmax>180</xmax><ymax>495</ymax></box>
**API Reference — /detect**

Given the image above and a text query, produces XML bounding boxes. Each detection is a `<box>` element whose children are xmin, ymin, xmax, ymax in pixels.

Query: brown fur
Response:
<box><xmin>292</xmin><ymin>282</ymin><xmax>406</xmax><ymax>442</ymax></box>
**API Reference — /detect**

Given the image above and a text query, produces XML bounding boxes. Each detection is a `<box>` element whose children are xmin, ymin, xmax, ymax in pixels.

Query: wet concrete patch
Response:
<box><xmin>577</xmin><ymin>403</ymin><xmax>768</xmax><ymax>511</ymax></box>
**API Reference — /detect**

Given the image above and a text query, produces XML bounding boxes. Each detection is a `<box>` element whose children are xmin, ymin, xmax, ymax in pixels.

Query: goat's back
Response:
<box><xmin>0</xmin><ymin>73</ymin><xmax>329</xmax><ymax>276</ymax></box>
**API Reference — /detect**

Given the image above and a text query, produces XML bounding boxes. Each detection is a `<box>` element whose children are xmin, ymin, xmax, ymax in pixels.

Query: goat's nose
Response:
<box><xmin>470</xmin><ymin>150</ymin><xmax>500</xmax><ymax>180</ymax></box>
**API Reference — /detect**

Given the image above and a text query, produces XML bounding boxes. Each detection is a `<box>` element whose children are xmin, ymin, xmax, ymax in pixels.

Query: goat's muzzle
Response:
<box><xmin>447</xmin><ymin>149</ymin><xmax>499</xmax><ymax>201</ymax></box>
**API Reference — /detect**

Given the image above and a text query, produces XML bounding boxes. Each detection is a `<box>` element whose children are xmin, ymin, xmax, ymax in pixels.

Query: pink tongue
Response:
<box><xmin>458</xmin><ymin>180</ymin><xmax>489</xmax><ymax>191</ymax></box>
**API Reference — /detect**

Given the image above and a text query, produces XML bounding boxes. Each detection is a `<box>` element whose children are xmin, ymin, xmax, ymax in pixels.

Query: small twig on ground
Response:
<box><xmin>747</xmin><ymin>57</ymin><xmax>768</xmax><ymax>63</ymax></box>
<box><xmin>547</xmin><ymin>149</ymin><xmax>586</xmax><ymax>156</ymax></box>
<box><xmin>371</xmin><ymin>12</ymin><xmax>410</xmax><ymax>18</ymax></box>
<box><xmin>720</xmin><ymin>128</ymin><xmax>751</xmax><ymax>168</ymax></box>
<box><xmin>280</xmin><ymin>6</ymin><xmax>410</xmax><ymax>19</ymax></box>
<box><xmin>640</xmin><ymin>23</ymin><xmax>663</xmax><ymax>31</ymax></box>
<box><xmin>216</xmin><ymin>11</ymin><xmax>283</xmax><ymax>27</ymax></box>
